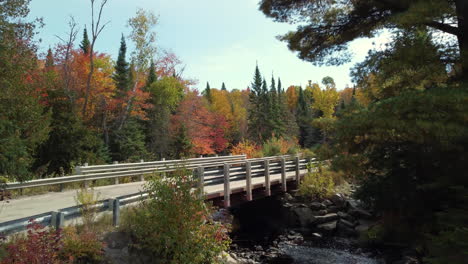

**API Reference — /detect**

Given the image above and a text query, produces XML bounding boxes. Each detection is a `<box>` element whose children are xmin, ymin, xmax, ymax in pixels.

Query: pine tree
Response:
<box><xmin>113</xmin><ymin>34</ymin><xmax>130</xmax><ymax>97</ymax></box>
<box><xmin>221</xmin><ymin>82</ymin><xmax>227</xmax><ymax>91</ymax></box>
<box><xmin>277</xmin><ymin>77</ymin><xmax>282</xmax><ymax>94</ymax></box>
<box><xmin>45</xmin><ymin>48</ymin><xmax>54</xmax><ymax>69</ymax></box>
<box><xmin>146</xmin><ymin>60</ymin><xmax>157</xmax><ymax>89</ymax></box>
<box><xmin>80</xmin><ymin>27</ymin><xmax>91</xmax><ymax>54</ymax></box>
<box><xmin>248</xmin><ymin>64</ymin><xmax>266</xmax><ymax>141</ymax></box>
<box><xmin>203</xmin><ymin>82</ymin><xmax>212</xmax><ymax>103</ymax></box>
<box><xmin>171</xmin><ymin>124</ymin><xmax>193</xmax><ymax>159</ymax></box>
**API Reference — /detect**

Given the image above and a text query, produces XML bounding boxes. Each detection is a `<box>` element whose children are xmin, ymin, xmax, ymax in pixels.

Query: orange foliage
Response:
<box><xmin>231</xmin><ymin>140</ymin><xmax>260</xmax><ymax>158</ymax></box>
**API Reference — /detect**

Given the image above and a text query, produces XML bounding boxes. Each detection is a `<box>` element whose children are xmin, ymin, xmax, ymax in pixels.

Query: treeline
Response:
<box><xmin>0</xmin><ymin>0</ymin><xmax>351</xmax><ymax>183</ymax></box>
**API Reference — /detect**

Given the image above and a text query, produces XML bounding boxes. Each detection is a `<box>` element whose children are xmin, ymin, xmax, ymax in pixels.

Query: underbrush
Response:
<box><xmin>120</xmin><ymin>168</ymin><xmax>231</xmax><ymax>263</ymax></box>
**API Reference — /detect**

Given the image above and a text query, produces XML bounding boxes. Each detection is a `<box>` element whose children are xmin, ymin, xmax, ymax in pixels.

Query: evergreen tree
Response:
<box><xmin>80</xmin><ymin>27</ymin><xmax>91</xmax><ymax>54</ymax></box>
<box><xmin>146</xmin><ymin>60</ymin><xmax>157</xmax><ymax>89</ymax></box>
<box><xmin>171</xmin><ymin>124</ymin><xmax>193</xmax><ymax>159</ymax></box>
<box><xmin>45</xmin><ymin>48</ymin><xmax>54</xmax><ymax>69</ymax></box>
<box><xmin>221</xmin><ymin>82</ymin><xmax>227</xmax><ymax>91</ymax></box>
<box><xmin>110</xmin><ymin>118</ymin><xmax>148</xmax><ymax>162</ymax></box>
<box><xmin>277</xmin><ymin>77</ymin><xmax>282</xmax><ymax>94</ymax></box>
<box><xmin>202</xmin><ymin>82</ymin><xmax>212</xmax><ymax>103</ymax></box>
<box><xmin>248</xmin><ymin>64</ymin><xmax>266</xmax><ymax>141</ymax></box>
<box><xmin>113</xmin><ymin>35</ymin><xmax>130</xmax><ymax>97</ymax></box>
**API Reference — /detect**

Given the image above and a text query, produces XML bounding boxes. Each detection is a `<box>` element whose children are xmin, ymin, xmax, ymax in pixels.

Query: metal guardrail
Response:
<box><xmin>0</xmin><ymin>154</ymin><xmax>312</xmax><ymax>236</ymax></box>
<box><xmin>4</xmin><ymin>155</ymin><xmax>247</xmax><ymax>190</ymax></box>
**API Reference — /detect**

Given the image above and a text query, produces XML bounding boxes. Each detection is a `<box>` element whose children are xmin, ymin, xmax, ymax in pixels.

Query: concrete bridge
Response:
<box><xmin>0</xmin><ymin>155</ymin><xmax>310</xmax><ymax>234</ymax></box>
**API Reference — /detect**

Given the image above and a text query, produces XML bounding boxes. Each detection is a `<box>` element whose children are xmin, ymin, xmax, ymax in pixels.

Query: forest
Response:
<box><xmin>1</xmin><ymin>0</ymin><xmax>467</xmax><ymax>263</ymax></box>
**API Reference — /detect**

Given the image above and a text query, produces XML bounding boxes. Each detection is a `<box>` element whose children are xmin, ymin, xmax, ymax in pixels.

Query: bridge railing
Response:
<box><xmin>3</xmin><ymin>155</ymin><xmax>247</xmax><ymax>191</ymax></box>
<box><xmin>0</xmin><ymin>154</ymin><xmax>313</xmax><ymax>235</ymax></box>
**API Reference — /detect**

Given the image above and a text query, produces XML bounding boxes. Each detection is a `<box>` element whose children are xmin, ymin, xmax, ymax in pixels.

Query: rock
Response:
<box><xmin>337</xmin><ymin>220</ymin><xmax>358</xmax><ymax>237</ymax></box>
<box><xmin>254</xmin><ymin>245</ymin><xmax>263</xmax><ymax>251</ymax></box>
<box><xmin>309</xmin><ymin>202</ymin><xmax>326</xmax><ymax>210</ymax></box>
<box><xmin>323</xmin><ymin>199</ymin><xmax>333</xmax><ymax>207</ymax></box>
<box><xmin>337</xmin><ymin>211</ymin><xmax>355</xmax><ymax>223</ymax></box>
<box><xmin>314</xmin><ymin>213</ymin><xmax>339</xmax><ymax>224</ymax></box>
<box><xmin>311</xmin><ymin>232</ymin><xmax>322</xmax><ymax>238</ymax></box>
<box><xmin>355</xmin><ymin>223</ymin><xmax>371</xmax><ymax>233</ymax></box>
<box><xmin>317</xmin><ymin>221</ymin><xmax>337</xmax><ymax>232</ymax></box>
<box><xmin>317</xmin><ymin>209</ymin><xmax>328</xmax><ymax>216</ymax></box>
<box><xmin>283</xmin><ymin>193</ymin><xmax>294</xmax><ymax>201</ymax></box>
<box><xmin>292</xmin><ymin>207</ymin><xmax>317</xmax><ymax>227</ymax></box>
<box><xmin>338</xmin><ymin>219</ymin><xmax>355</xmax><ymax>228</ymax></box>
<box><xmin>392</xmin><ymin>256</ymin><xmax>420</xmax><ymax>264</ymax></box>
<box><xmin>346</xmin><ymin>199</ymin><xmax>360</xmax><ymax>209</ymax></box>
<box><xmin>349</xmin><ymin>208</ymin><xmax>373</xmax><ymax>219</ymax></box>
<box><xmin>212</xmin><ymin>209</ymin><xmax>234</xmax><ymax>225</ymax></box>
<box><xmin>327</xmin><ymin>205</ymin><xmax>340</xmax><ymax>213</ymax></box>
<box><xmin>330</xmin><ymin>193</ymin><xmax>346</xmax><ymax>208</ymax></box>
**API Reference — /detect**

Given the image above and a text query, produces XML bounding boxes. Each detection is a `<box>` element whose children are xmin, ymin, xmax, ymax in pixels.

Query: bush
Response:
<box><xmin>0</xmin><ymin>221</ymin><xmax>63</xmax><ymax>264</ymax></box>
<box><xmin>0</xmin><ymin>221</ymin><xmax>105</xmax><ymax>264</ymax></box>
<box><xmin>60</xmin><ymin>227</ymin><xmax>105</xmax><ymax>264</ymax></box>
<box><xmin>299</xmin><ymin>161</ymin><xmax>335</xmax><ymax>200</ymax></box>
<box><xmin>122</xmin><ymin>168</ymin><xmax>231</xmax><ymax>263</ymax></box>
<box><xmin>74</xmin><ymin>188</ymin><xmax>100</xmax><ymax>233</ymax></box>
<box><xmin>231</xmin><ymin>140</ymin><xmax>261</xmax><ymax>158</ymax></box>
<box><xmin>262</xmin><ymin>136</ymin><xmax>298</xmax><ymax>156</ymax></box>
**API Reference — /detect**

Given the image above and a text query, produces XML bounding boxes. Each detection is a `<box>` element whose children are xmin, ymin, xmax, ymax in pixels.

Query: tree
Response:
<box><xmin>45</xmin><ymin>48</ymin><xmax>54</xmax><ymax>69</ymax></box>
<box><xmin>202</xmin><ymin>82</ymin><xmax>212</xmax><ymax>103</ymax></box>
<box><xmin>113</xmin><ymin>34</ymin><xmax>130</xmax><ymax>98</ymax></box>
<box><xmin>248</xmin><ymin>65</ymin><xmax>267</xmax><ymax>141</ymax></box>
<box><xmin>259</xmin><ymin>0</ymin><xmax>468</xmax><ymax>80</ymax></box>
<box><xmin>147</xmin><ymin>77</ymin><xmax>184</xmax><ymax>158</ymax></box>
<box><xmin>80</xmin><ymin>27</ymin><xmax>90</xmax><ymax>54</ymax></box>
<box><xmin>0</xmin><ymin>0</ymin><xmax>51</xmax><ymax>181</ymax></box>
<box><xmin>146</xmin><ymin>60</ymin><xmax>157</xmax><ymax>89</ymax></box>
<box><xmin>82</xmin><ymin>0</ymin><xmax>109</xmax><ymax>117</ymax></box>
<box><xmin>221</xmin><ymin>82</ymin><xmax>227</xmax><ymax>91</ymax></box>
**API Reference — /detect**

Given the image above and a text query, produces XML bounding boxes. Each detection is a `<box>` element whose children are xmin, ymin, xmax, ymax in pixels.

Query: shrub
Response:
<box><xmin>60</xmin><ymin>227</ymin><xmax>105</xmax><ymax>264</ymax></box>
<box><xmin>231</xmin><ymin>140</ymin><xmax>261</xmax><ymax>158</ymax></box>
<box><xmin>262</xmin><ymin>136</ymin><xmax>298</xmax><ymax>156</ymax></box>
<box><xmin>0</xmin><ymin>221</ymin><xmax>63</xmax><ymax>264</ymax></box>
<box><xmin>123</xmin><ymin>168</ymin><xmax>231</xmax><ymax>263</ymax></box>
<box><xmin>299</xmin><ymin>161</ymin><xmax>335</xmax><ymax>200</ymax></box>
<box><xmin>74</xmin><ymin>187</ymin><xmax>100</xmax><ymax>232</ymax></box>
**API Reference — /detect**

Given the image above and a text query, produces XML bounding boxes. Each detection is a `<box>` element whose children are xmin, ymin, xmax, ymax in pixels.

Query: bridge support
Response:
<box><xmin>264</xmin><ymin>159</ymin><xmax>271</xmax><ymax>196</ymax></box>
<box><xmin>245</xmin><ymin>161</ymin><xmax>252</xmax><ymax>201</ymax></box>
<box><xmin>295</xmin><ymin>156</ymin><xmax>300</xmax><ymax>187</ymax></box>
<box><xmin>224</xmin><ymin>163</ymin><xmax>231</xmax><ymax>207</ymax></box>
<box><xmin>281</xmin><ymin>158</ymin><xmax>287</xmax><ymax>192</ymax></box>
<box><xmin>197</xmin><ymin>166</ymin><xmax>205</xmax><ymax>199</ymax></box>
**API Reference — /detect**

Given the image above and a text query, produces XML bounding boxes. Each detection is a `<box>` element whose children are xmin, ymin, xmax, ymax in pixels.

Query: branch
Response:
<box><xmin>425</xmin><ymin>21</ymin><xmax>460</xmax><ymax>36</ymax></box>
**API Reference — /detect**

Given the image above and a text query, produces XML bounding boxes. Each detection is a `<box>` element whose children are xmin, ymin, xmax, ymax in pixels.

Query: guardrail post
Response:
<box><xmin>281</xmin><ymin>158</ymin><xmax>287</xmax><ymax>192</ymax></box>
<box><xmin>224</xmin><ymin>163</ymin><xmax>231</xmax><ymax>207</ymax></box>
<box><xmin>51</xmin><ymin>211</ymin><xmax>64</xmax><ymax>229</ymax></box>
<box><xmin>246</xmin><ymin>161</ymin><xmax>252</xmax><ymax>201</ymax></box>
<box><xmin>264</xmin><ymin>159</ymin><xmax>271</xmax><ymax>196</ymax></box>
<box><xmin>295</xmin><ymin>156</ymin><xmax>300</xmax><ymax>186</ymax></box>
<box><xmin>108</xmin><ymin>198</ymin><xmax>115</xmax><ymax>212</ymax></box>
<box><xmin>83</xmin><ymin>163</ymin><xmax>89</xmax><ymax>188</ymax></box>
<box><xmin>197</xmin><ymin>166</ymin><xmax>204</xmax><ymax>199</ymax></box>
<box><xmin>113</xmin><ymin>199</ymin><xmax>120</xmax><ymax>227</ymax></box>
<box><xmin>113</xmin><ymin>162</ymin><xmax>119</xmax><ymax>185</ymax></box>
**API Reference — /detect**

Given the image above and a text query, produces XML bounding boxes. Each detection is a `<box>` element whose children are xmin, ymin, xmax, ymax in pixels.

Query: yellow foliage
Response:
<box><xmin>311</xmin><ymin>85</ymin><xmax>340</xmax><ymax>118</ymax></box>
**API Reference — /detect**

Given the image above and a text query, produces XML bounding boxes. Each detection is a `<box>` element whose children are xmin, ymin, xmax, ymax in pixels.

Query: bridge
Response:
<box><xmin>0</xmin><ymin>155</ymin><xmax>310</xmax><ymax>235</ymax></box>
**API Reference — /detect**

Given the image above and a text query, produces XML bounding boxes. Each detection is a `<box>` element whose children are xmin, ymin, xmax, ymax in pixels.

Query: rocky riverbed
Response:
<box><xmin>224</xmin><ymin>190</ymin><xmax>420</xmax><ymax>264</ymax></box>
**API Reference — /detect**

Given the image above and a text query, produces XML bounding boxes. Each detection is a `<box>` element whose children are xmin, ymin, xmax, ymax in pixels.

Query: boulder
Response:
<box><xmin>323</xmin><ymin>199</ymin><xmax>333</xmax><ymax>207</ymax></box>
<box><xmin>348</xmin><ymin>208</ymin><xmax>372</xmax><ymax>219</ymax></box>
<box><xmin>330</xmin><ymin>193</ymin><xmax>346</xmax><ymax>208</ymax></box>
<box><xmin>337</xmin><ymin>221</ymin><xmax>358</xmax><ymax>237</ymax></box>
<box><xmin>283</xmin><ymin>193</ymin><xmax>295</xmax><ymax>202</ymax></box>
<box><xmin>327</xmin><ymin>206</ymin><xmax>340</xmax><ymax>213</ymax></box>
<box><xmin>292</xmin><ymin>207</ymin><xmax>317</xmax><ymax>227</ymax></box>
<box><xmin>309</xmin><ymin>202</ymin><xmax>326</xmax><ymax>210</ymax></box>
<box><xmin>337</xmin><ymin>211</ymin><xmax>355</xmax><ymax>223</ymax></box>
<box><xmin>314</xmin><ymin>213</ymin><xmax>339</xmax><ymax>224</ymax></box>
<box><xmin>338</xmin><ymin>219</ymin><xmax>355</xmax><ymax>228</ymax></box>
<box><xmin>355</xmin><ymin>224</ymin><xmax>371</xmax><ymax>233</ymax></box>
<box><xmin>316</xmin><ymin>209</ymin><xmax>328</xmax><ymax>216</ymax></box>
<box><xmin>317</xmin><ymin>221</ymin><xmax>337</xmax><ymax>232</ymax></box>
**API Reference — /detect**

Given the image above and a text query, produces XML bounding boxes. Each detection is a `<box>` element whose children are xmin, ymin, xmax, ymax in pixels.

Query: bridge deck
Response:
<box><xmin>0</xmin><ymin>169</ymin><xmax>307</xmax><ymax>223</ymax></box>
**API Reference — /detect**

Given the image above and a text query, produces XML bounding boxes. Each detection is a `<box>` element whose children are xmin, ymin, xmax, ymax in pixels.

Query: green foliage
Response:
<box><xmin>299</xmin><ymin>161</ymin><xmax>334</xmax><ymax>200</ymax></box>
<box><xmin>113</xmin><ymin>34</ymin><xmax>130</xmax><ymax>96</ymax></box>
<box><xmin>261</xmin><ymin>136</ymin><xmax>298</xmax><ymax>157</ymax></box>
<box><xmin>110</xmin><ymin>118</ymin><xmax>148</xmax><ymax>162</ymax></box>
<box><xmin>80</xmin><ymin>28</ymin><xmax>90</xmax><ymax>54</ymax></box>
<box><xmin>171</xmin><ymin>124</ymin><xmax>193</xmax><ymax>159</ymax></box>
<box><xmin>122</xmin><ymin>168</ymin><xmax>231</xmax><ymax>263</ymax></box>
<box><xmin>0</xmin><ymin>2</ymin><xmax>51</xmax><ymax>182</ymax></box>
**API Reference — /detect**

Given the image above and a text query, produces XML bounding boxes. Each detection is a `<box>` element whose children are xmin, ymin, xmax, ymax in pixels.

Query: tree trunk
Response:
<box><xmin>82</xmin><ymin>51</ymin><xmax>94</xmax><ymax>117</ymax></box>
<box><xmin>456</xmin><ymin>0</ymin><xmax>468</xmax><ymax>81</ymax></box>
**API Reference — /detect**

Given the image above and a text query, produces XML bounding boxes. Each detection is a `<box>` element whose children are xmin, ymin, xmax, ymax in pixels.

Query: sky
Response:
<box><xmin>28</xmin><ymin>0</ymin><xmax>387</xmax><ymax>91</ymax></box>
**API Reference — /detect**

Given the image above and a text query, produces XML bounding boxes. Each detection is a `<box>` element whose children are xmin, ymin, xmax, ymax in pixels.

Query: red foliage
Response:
<box><xmin>1</xmin><ymin>220</ymin><xmax>63</xmax><ymax>264</ymax></box>
<box><xmin>172</xmin><ymin>91</ymin><xmax>229</xmax><ymax>155</ymax></box>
